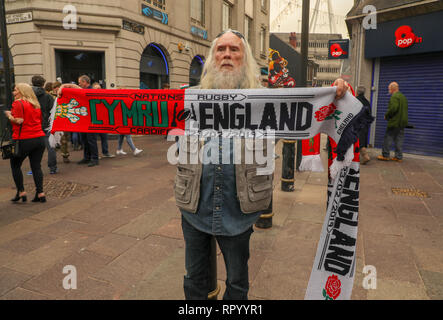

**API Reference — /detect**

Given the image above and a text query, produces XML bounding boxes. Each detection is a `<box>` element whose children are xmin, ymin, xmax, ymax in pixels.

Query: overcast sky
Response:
<box><xmin>270</xmin><ymin>0</ymin><xmax>355</xmax><ymax>37</ymax></box>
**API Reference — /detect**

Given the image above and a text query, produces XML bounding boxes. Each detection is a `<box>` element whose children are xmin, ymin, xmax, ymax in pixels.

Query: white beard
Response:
<box><xmin>212</xmin><ymin>63</ymin><xmax>246</xmax><ymax>89</ymax></box>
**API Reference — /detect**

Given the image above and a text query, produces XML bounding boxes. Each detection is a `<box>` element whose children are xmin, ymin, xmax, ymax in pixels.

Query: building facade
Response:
<box><xmin>4</xmin><ymin>0</ymin><xmax>270</xmax><ymax>89</ymax></box>
<box><xmin>346</xmin><ymin>0</ymin><xmax>443</xmax><ymax>157</ymax></box>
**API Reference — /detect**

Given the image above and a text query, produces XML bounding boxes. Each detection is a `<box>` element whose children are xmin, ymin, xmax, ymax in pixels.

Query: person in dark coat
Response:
<box><xmin>356</xmin><ymin>86</ymin><xmax>374</xmax><ymax>164</ymax></box>
<box><xmin>31</xmin><ymin>75</ymin><xmax>57</xmax><ymax>174</ymax></box>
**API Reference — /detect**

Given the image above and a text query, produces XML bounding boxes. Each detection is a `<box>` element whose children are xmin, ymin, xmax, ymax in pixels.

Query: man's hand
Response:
<box><xmin>333</xmin><ymin>78</ymin><xmax>349</xmax><ymax>100</ymax></box>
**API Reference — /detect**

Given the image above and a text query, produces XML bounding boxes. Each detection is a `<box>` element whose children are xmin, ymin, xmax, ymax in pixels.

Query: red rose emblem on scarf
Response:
<box><xmin>315</xmin><ymin>103</ymin><xmax>337</xmax><ymax>122</ymax></box>
<box><xmin>323</xmin><ymin>275</ymin><xmax>341</xmax><ymax>300</ymax></box>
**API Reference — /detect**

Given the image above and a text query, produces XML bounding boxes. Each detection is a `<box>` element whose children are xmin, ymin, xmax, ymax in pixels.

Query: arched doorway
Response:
<box><xmin>140</xmin><ymin>43</ymin><xmax>169</xmax><ymax>89</ymax></box>
<box><xmin>189</xmin><ymin>55</ymin><xmax>205</xmax><ymax>87</ymax></box>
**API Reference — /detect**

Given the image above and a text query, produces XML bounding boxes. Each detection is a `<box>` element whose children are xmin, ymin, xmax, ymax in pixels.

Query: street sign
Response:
<box><xmin>191</xmin><ymin>26</ymin><xmax>208</xmax><ymax>40</ymax></box>
<box><xmin>328</xmin><ymin>39</ymin><xmax>349</xmax><ymax>59</ymax></box>
<box><xmin>141</xmin><ymin>4</ymin><xmax>168</xmax><ymax>25</ymax></box>
<box><xmin>6</xmin><ymin>12</ymin><xmax>32</xmax><ymax>24</ymax></box>
<box><xmin>122</xmin><ymin>20</ymin><xmax>145</xmax><ymax>35</ymax></box>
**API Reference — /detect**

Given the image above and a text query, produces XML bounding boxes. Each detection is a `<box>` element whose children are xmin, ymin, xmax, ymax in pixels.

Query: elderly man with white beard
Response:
<box><xmin>174</xmin><ymin>29</ymin><xmax>349</xmax><ymax>300</ymax></box>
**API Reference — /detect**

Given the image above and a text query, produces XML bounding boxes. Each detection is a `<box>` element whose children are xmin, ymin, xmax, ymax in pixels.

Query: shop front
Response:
<box><xmin>365</xmin><ymin>10</ymin><xmax>443</xmax><ymax>157</ymax></box>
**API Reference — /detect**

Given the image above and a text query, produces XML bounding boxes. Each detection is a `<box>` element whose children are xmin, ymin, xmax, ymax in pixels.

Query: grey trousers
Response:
<box><xmin>382</xmin><ymin>127</ymin><xmax>405</xmax><ymax>159</ymax></box>
<box><xmin>44</xmin><ymin>132</ymin><xmax>57</xmax><ymax>170</ymax></box>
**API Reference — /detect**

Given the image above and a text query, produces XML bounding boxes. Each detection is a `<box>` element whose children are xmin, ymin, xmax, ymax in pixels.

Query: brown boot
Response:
<box><xmin>360</xmin><ymin>147</ymin><xmax>370</xmax><ymax>165</ymax></box>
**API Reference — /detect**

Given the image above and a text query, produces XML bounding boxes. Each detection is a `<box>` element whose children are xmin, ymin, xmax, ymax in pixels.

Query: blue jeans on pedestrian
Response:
<box><xmin>382</xmin><ymin>127</ymin><xmax>404</xmax><ymax>159</ymax></box>
<box><xmin>117</xmin><ymin>135</ymin><xmax>136</xmax><ymax>151</ymax></box>
<box><xmin>181</xmin><ymin>215</ymin><xmax>253</xmax><ymax>300</ymax></box>
<box><xmin>71</xmin><ymin>132</ymin><xmax>82</xmax><ymax>148</ymax></box>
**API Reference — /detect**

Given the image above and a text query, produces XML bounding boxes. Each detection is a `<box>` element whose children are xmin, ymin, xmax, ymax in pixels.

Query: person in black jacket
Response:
<box><xmin>356</xmin><ymin>86</ymin><xmax>374</xmax><ymax>164</ymax></box>
<box><xmin>32</xmin><ymin>75</ymin><xmax>58</xmax><ymax>174</ymax></box>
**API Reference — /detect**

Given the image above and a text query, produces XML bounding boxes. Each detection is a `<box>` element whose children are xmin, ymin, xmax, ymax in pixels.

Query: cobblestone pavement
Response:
<box><xmin>0</xmin><ymin>135</ymin><xmax>442</xmax><ymax>300</ymax></box>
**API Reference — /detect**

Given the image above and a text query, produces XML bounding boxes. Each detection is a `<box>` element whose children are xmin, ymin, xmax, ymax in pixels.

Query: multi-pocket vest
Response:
<box><xmin>174</xmin><ymin>137</ymin><xmax>274</xmax><ymax>214</ymax></box>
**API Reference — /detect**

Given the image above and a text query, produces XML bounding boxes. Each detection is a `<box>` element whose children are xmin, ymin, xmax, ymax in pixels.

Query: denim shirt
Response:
<box><xmin>180</xmin><ymin>137</ymin><xmax>263</xmax><ymax>236</ymax></box>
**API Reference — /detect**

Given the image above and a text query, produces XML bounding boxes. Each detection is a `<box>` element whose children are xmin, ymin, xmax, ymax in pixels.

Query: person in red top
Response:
<box><xmin>4</xmin><ymin>83</ymin><xmax>47</xmax><ymax>203</ymax></box>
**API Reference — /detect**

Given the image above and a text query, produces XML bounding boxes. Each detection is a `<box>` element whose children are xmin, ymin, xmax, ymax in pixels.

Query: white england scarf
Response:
<box><xmin>305</xmin><ymin>160</ymin><xmax>360</xmax><ymax>300</ymax></box>
<box><xmin>184</xmin><ymin>87</ymin><xmax>361</xmax><ymax>148</ymax></box>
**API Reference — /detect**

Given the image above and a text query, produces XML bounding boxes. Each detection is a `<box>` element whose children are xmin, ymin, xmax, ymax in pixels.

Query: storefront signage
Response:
<box><xmin>141</xmin><ymin>4</ymin><xmax>168</xmax><ymax>25</ymax></box>
<box><xmin>191</xmin><ymin>26</ymin><xmax>208</xmax><ymax>40</ymax></box>
<box><xmin>6</xmin><ymin>12</ymin><xmax>32</xmax><ymax>24</ymax></box>
<box><xmin>328</xmin><ymin>40</ymin><xmax>349</xmax><ymax>59</ymax></box>
<box><xmin>395</xmin><ymin>25</ymin><xmax>422</xmax><ymax>48</ymax></box>
<box><xmin>365</xmin><ymin>11</ymin><xmax>443</xmax><ymax>59</ymax></box>
<box><xmin>122</xmin><ymin>20</ymin><xmax>145</xmax><ymax>35</ymax></box>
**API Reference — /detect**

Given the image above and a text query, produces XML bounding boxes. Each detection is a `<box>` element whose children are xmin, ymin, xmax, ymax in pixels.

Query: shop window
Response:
<box><xmin>191</xmin><ymin>0</ymin><xmax>205</xmax><ymax>26</ymax></box>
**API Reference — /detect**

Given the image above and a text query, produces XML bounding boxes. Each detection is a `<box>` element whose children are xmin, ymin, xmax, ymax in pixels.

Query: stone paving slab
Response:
<box><xmin>419</xmin><ymin>270</ymin><xmax>443</xmax><ymax>300</ymax></box>
<box><xmin>363</xmin><ymin>232</ymin><xmax>423</xmax><ymax>285</ymax></box>
<box><xmin>3</xmin><ymin>232</ymin><xmax>100</xmax><ymax>276</ymax></box>
<box><xmin>367</xmin><ymin>278</ymin><xmax>429</xmax><ymax>300</ymax></box>
<box><xmin>21</xmin><ymin>249</ymin><xmax>113</xmax><ymax>299</ymax></box>
<box><xmin>0</xmin><ymin>287</ymin><xmax>51</xmax><ymax>300</ymax></box>
<box><xmin>0</xmin><ymin>267</ymin><xmax>33</xmax><ymax>297</ymax></box>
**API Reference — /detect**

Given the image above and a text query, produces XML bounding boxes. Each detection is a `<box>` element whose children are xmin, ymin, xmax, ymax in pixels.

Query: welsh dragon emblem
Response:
<box><xmin>55</xmin><ymin>99</ymin><xmax>88</xmax><ymax>124</ymax></box>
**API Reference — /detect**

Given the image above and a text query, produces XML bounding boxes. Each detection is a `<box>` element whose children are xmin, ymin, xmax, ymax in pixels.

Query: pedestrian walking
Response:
<box><xmin>50</xmin><ymin>81</ymin><xmax>71</xmax><ymax>163</ymax></box>
<box><xmin>77</xmin><ymin>75</ymin><xmax>100</xmax><ymax>167</ymax></box>
<box><xmin>377</xmin><ymin>82</ymin><xmax>408</xmax><ymax>162</ymax></box>
<box><xmin>59</xmin><ymin>75</ymin><xmax>100</xmax><ymax>167</ymax></box>
<box><xmin>116</xmin><ymin>135</ymin><xmax>143</xmax><ymax>156</ymax></box>
<box><xmin>31</xmin><ymin>75</ymin><xmax>58</xmax><ymax>174</ymax></box>
<box><xmin>4</xmin><ymin>83</ymin><xmax>47</xmax><ymax>203</ymax></box>
<box><xmin>356</xmin><ymin>86</ymin><xmax>374</xmax><ymax>164</ymax></box>
<box><xmin>92</xmin><ymin>82</ymin><xmax>115</xmax><ymax>158</ymax></box>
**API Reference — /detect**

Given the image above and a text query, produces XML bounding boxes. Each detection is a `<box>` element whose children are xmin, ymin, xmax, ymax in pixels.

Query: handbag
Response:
<box><xmin>0</xmin><ymin>128</ymin><xmax>17</xmax><ymax>160</ymax></box>
<box><xmin>1</xmin><ymin>102</ymin><xmax>24</xmax><ymax>159</ymax></box>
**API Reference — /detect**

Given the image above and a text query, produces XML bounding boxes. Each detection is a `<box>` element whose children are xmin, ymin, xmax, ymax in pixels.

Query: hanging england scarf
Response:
<box><xmin>51</xmin><ymin>86</ymin><xmax>373</xmax><ymax>300</ymax></box>
<box><xmin>304</xmin><ymin>137</ymin><xmax>360</xmax><ymax>300</ymax></box>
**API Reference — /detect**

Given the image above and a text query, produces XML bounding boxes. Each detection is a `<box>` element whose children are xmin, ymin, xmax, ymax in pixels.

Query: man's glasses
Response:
<box><xmin>216</xmin><ymin>29</ymin><xmax>245</xmax><ymax>40</ymax></box>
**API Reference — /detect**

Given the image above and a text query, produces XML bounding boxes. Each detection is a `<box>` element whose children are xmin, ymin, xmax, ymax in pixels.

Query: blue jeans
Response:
<box><xmin>382</xmin><ymin>127</ymin><xmax>404</xmax><ymax>159</ymax></box>
<box><xmin>181</xmin><ymin>215</ymin><xmax>253</xmax><ymax>300</ymax></box>
<box><xmin>71</xmin><ymin>132</ymin><xmax>82</xmax><ymax>148</ymax></box>
<box><xmin>117</xmin><ymin>135</ymin><xmax>136</xmax><ymax>151</ymax></box>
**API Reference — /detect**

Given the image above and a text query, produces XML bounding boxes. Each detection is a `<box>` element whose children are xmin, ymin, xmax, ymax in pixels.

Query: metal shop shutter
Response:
<box><xmin>375</xmin><ymin>51</ymin><xmax>443</xmax><ymax>157</ymax></box>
